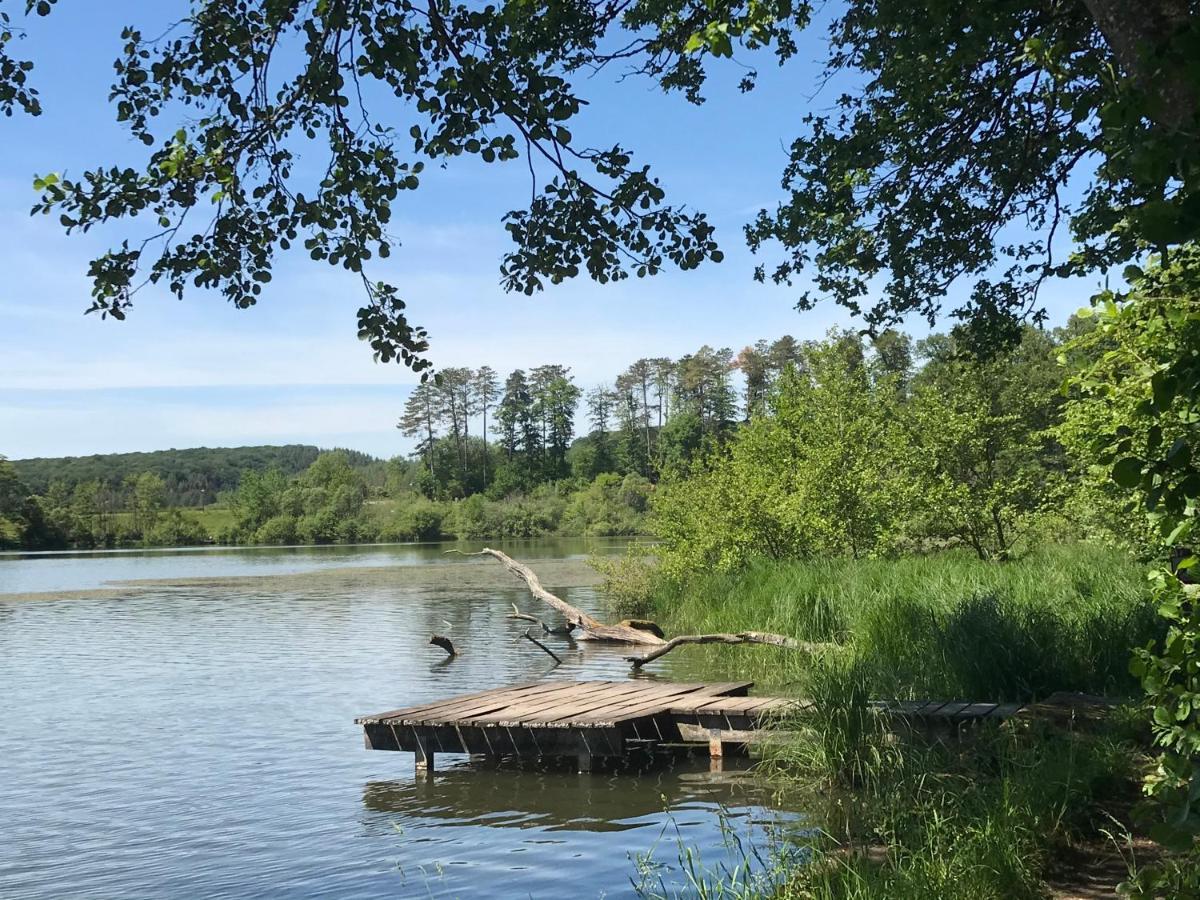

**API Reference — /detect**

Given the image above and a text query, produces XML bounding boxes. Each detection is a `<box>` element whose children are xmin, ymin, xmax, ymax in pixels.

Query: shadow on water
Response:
<box><xmin>359</xmin><ymin>756</ymin><xmax>808</xmax><ymax>898</ymax></box>
<box><xmin>361</xmin><ymin>755</ymin><xmax>772</xmax><ymax>834</ymax></box>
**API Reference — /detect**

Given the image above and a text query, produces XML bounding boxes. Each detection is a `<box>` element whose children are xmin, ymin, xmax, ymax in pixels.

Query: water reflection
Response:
<box><xmin>361</xmin><ymin>757</ymin><xmax>770</xmax><ymax>833</ymax></box>
<box><xmin>360</xmin><ymin>757</ymin><xmax>805</xmax><ymax>898</ymax></box>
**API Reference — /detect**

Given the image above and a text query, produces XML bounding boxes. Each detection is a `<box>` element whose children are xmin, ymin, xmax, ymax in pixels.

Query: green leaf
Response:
<box><xmin>1112</xmin><ymin>457</ymin><xmax>1144</xmax><ymax>488</ymax></box>
<box><xmin>1166</xmin><ymin>438</ymin><xmax>1191</xmax><ymax>469</ymax></box>
<box><xmin>1122</xmin><ymin>264</ymin><xmax>1144</xmax><ymax>283</ymax></box>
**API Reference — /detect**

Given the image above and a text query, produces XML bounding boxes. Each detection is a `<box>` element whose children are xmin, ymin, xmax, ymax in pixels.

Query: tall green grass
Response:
<box><xmin>610</xmin><ymin>543</ymin><xmax>1163</xmax><ymax>899</ymax></box>
<box><xmin>638</xmin><ymin>543</ymin><xmax>1158</xmax><ymax>701</ymax></box>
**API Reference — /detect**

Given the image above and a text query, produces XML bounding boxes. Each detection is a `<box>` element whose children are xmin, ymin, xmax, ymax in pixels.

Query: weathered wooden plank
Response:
<box><xmin>880</xmin><ymin>700</ymin><xmax>926</xmax><ymax>717</ymax></box>
<box><xmin>988</xmin><ymin>702</ymin><xmax>1026</xmax><ymax>720</ymax></box>
<box><xmin>567</xmin><ymin>681</ymin><xmax>749</xmax><ymax>727</ymax></box>
<box><xmin>915</xmin><ymin>700</ymin><xmax>951</xmax><ymax>717</ymax></box>
<box><xmin>956</xmin><ymin>702</ymin><xmax>1000</xmax><ymax>720</ymax></box>
<box><xmin>677</xmin><ymin>695</ymin><xmax>792</xmax><ymax>716</ymax></box>
<box><xmin>477</xmin><ymin>681</ymin><xmax>653</xmax><ymax>727</ymax></box>
<box><xmin>355</xmin><ymin>681</ymin><xmax>545</xmax><ymax>724</ymax></box>
<box><xmin>510</xmin><ymin>680</ymin><xmax>685</xmax><ymax>723</ymax></box>
<box><xmin>520</xmin><ymin>680</ymin><xmax>697</xmax><ymax>727</ymax></box>
<box><xmin>560</xmin><ymin>681</ymin><xmax>720</xmax><ymax>726</ymax></box>
<box><xmin>928</xmin><ymin>701</ymin><xmax>972</xmax><ymax>719</ymax></box>
<box><xmin>395</xmin><ymin>681</ymin><xmax>578</xmax><ymax>725</ymax></box>
<box><xmin>401</xmin><ymin>680</ymin><xmax>585</xmax><ymax>723</ymax></box>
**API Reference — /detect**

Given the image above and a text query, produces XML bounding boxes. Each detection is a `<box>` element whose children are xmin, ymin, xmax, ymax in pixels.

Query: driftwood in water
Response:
<box><xmin>430</xmin><ymin>634</ymin><xmax>457</xmax><ymax>657</ymax></box>
<box><xmin>507</xmin><ymin>603</ymin><xmax>574</xmax><ymax>635</ymax></box>
<box><xmin>455</xmin><ymin>548</ymin><xmax>666</xmax><ymax>645</ymax></box>
<box><xmin>522</xmin><ymin>628</ymin><xmax>563</xmax><ymax>665</ymax></box>
<box><xmin>454</xmin><ymin>548</ymin><xmax>804</xmax><ymax>664</ymax></box>
<box><xmin>625</xmin><ymin>632</ymin><xmax>818</xmax><ymax>668</ymax></box>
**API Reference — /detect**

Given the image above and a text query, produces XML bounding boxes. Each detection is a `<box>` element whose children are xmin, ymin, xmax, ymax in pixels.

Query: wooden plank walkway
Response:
<box><xmin>357</xmin><ymin>681</ymin><xmax>1109</xmax><ymax>773</ymax></box>
<box><xmin>357</xmin><ymin>680</ymin><xmax>751</xmax><ymax>771</ymax></box>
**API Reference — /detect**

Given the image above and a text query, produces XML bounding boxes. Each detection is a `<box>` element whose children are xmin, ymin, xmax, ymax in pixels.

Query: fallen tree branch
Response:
<box><xmin>625</xmin><ymin>632</ymin><xmax>825</xmax><ymax>668</ymax></box>
<box><xmin>522</xmin><ymin>628</ymin><xmax>562</xmax><ymax>665</ymax></box>
<box><xmin>430</xmin><ymin>634</ymin><xmax>457</xmax><ymax>657</ymax></box>
<box><xmin>507</xmin><ymin>602</ymin><xmax>549</xmax><ymax>631</ymax></box>
<box><xmin>506</xmin><ymin>602</ymin><xmax>576</xmax><ymax>635</ymax></box>
<box><xmin>450</xmin><ymin>547</ymin><xmax>666</xmax><ymax>645</ymax></box>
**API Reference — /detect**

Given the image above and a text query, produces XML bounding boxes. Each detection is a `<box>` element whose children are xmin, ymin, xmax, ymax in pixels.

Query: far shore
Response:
<box><xmin>0</xmin><ymin>555</ymin><xmax>604</xmax><ymax>603</ymax></box>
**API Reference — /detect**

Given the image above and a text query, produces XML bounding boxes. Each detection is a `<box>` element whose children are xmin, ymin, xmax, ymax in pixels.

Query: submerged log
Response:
<box><xmin>507</xmin><ymin>603</ymin><xmax>574</xmax><ymax>635</ymax></box>
<box><xmin>522</xmin><ymin>628</ymin><xmax>563</xmax><ymax>665</ymax></box>
<box><xmin>430</xmin><ymin>634</ymin><xmax>457</xmax><ymax>657</ymax></box>
<box><xmin>451</xmin><ymin>549</ymin><xmax>808</xmax><ymax>661</ymax></box>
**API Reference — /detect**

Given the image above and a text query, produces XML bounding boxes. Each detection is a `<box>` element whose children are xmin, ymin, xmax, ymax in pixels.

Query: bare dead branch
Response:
<box><xmin>448</xmin><ymin>547</ymin><xmax>665</xmax><ymax>645</ymax></box>
<box><xmin>625</xmin><ymin>632</ymin><xmax>827</xmax><ymax>669</ymax></box>
<box><xmin>522</xmin><ymin>628</ymin><xmax>563</xmax><ymax>665</ymax></box>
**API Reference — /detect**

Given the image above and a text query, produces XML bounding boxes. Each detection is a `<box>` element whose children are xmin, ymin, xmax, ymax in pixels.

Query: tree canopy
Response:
<box><xmin>3</xmin><ymin>0</ymin><xmax>1198</xmax><ymax>362</ymax></box>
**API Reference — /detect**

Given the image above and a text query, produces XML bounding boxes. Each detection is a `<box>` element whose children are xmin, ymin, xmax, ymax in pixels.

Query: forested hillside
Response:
<box><xmin>11</xmin><ymin>445</ymin><xmax>375</xmax><ymax>506</ymax></box>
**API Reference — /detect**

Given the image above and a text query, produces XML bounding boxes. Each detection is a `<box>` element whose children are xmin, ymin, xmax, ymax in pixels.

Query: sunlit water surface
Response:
<box><xmin>0</xmin><ymin>540</ymin><xmax>801</xmax><ymax>899</ymax></box>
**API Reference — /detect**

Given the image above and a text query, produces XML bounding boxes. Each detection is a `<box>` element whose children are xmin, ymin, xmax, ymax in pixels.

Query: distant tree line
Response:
<box><xmin>1</xmin><ymin>327</ymin><xmax>1119</xmax><ymax>555</ymax></box>
<box><xmin>398</xmin><ymin>337</ymin><xmax>806</xmax><ymax>500</ymax></box>
<box><xmin>10</xmin><ymin>445</ymin><xmax>336</xmax><ymax>506</ymax></box>
<box><xmin>0</xmin><ymin>446</ymin><xmax>381</xmax><ymax>550</ymax></box>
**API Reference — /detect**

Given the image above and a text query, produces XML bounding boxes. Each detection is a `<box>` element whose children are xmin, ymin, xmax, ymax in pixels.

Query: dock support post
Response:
<box><xmin>577</xmin><ymin>752</ymin><xmax>593</xmax><ymax>773</ymax></box>
<box><xmin>708</xmin><ymin>737</ymin><xmax>724</xmax><ymax>759</ymax></box>
<box><xmin>414</xmin><ymin>734</ymin><xmax>434</xmax><ymax>772</ymax></box>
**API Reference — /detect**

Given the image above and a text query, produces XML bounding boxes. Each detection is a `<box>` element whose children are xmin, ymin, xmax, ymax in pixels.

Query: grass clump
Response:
<box><xmin>641</xmin><ymin>542</ymin><xmax>1158</xmax><ymax>700</ymax></box>
<box><xmin>615</xmin><ymin>542</ymin><xmax>1174</xmax><ymax>899</ymax></box>
<box><xmin>760</xmin><ymin>658</ymin><xmax>1144</xmax><ymax>900</ymax></box>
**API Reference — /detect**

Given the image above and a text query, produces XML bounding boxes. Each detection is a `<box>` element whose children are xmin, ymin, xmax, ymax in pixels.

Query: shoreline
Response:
<box><xmin>0</xmin><ymin>556</ymin><xmax>605</xmax><ymax>602</ymax></box>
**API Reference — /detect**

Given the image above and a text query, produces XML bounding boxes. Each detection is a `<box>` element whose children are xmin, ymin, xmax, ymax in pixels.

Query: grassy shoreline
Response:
<box><xmin>615</xmin><ymin>543</ymin><xmax>1191</xmax><ymax>898</ymax></box>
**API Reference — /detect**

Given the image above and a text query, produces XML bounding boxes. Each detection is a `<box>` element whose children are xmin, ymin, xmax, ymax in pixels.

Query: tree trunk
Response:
<box><xmin>1083</xmin><ymin>0</ymin><xmax>1197</xmax><ymax>133</ymax></box>
<box><xmin>481</xmin><ymin>405</ymin><xmax>489</xmax><ymax>488</ymax></box>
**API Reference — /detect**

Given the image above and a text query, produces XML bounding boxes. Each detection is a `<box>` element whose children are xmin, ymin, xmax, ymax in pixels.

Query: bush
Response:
<box><xmin>0</xmin><ymin>514</ymin><xmax>22</xmax><ymax>548</ymax></box>
<box><xmin>379</xmin><ymin>498</ymin><xmax>446</xmax><ymax>541</ymax></box>
<box><xmin>591</xmin><ymin>549</ymin><xmax>660</xmax><ymax>617</ymax></box>
<box><xmin>442</xmin><ymin>490</ymin><xmax>566</xmax><ymax>539</ymax></box>
<box><xmin>561</xmin><ymin>473</ymin><xmax>650</xmax><ymax>536</ymax></box>
<box><xmin>254</xmin><ymin>514</ymin><xmax>298</xmax><ymax>545</ymax></box>
<box><xmin>145</xmin><ymin>508</ymin><xmax>211</xmax><ymax>547</ymax></box>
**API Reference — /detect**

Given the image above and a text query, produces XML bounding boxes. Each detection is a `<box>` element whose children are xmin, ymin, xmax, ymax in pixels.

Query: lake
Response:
<box><xmin>0</xmin><ymin>540</ymin><xmax>801</xmax><ymax>899</ymax></box>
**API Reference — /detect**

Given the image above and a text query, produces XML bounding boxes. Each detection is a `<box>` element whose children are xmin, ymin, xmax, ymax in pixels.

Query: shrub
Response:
<box><xmin>254</xmin><ymin>514</ymin><xmax>298</xmax><ymax>545</ymax></box>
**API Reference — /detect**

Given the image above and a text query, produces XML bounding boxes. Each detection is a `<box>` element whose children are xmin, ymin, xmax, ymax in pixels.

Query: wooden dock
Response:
<box><xmin>357</xmin><ymin>680</ymin><xmax>1102</xmax><ymax>773</ymax></box>
<box><xmin>356</xmin><ymin>680</ymin><xmax>755</xmax><ymax>771</ymax></box>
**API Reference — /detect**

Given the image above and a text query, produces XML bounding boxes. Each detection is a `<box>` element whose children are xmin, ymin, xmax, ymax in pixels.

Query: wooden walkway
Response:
<box><xmin>356</xmin><ymin>680</ymin><xmax>1090</xmax><ymax>773</ymax></box>
<box><xmin>357</xmin><ymin>680</ymin><xmax>753</xmax><ymax>771</ymax></box>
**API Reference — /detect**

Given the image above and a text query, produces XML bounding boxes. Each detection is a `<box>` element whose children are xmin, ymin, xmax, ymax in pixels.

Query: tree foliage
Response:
<box><xmin>1065</xmin><ymin>250</ymin><xmax>1200</xmax><ymax>858</ymax></box>
<box><xmin>654</xmin><ymin>325</ymin><xmax>1081</xmax><ymax>575</ymax></box>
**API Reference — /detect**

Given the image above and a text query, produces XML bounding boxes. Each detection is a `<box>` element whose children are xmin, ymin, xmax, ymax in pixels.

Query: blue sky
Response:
<box><xmin>1</xmin><ymin>3</ymin><xmax>1095</xmax><ymax>460</ymax></box>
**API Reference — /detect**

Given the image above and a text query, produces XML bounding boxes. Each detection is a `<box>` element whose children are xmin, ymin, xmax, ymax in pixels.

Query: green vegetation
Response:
<box><xmin>608</xmin><ymin>310</ymin><xmax>1197</xmax><ymax>895</ymax></box>
<box><xmin>636</xmin><ymin>546</ymin><xmax>1155</xmax><ymax>700</ymax></box>
<box><xmin>7</xmin><ymin>0</ymin><xmax>1200</xmax><ymax>890</ymax></box>
<box><xmin>617</xmin><ymin>547</ymin><xmax>1170</xmax><ymax>898</ymax></box>
<box><xmin>653</xmin><ymin>325</ymin><xmax>1079</xmax><ymax>579</ymax></box>
<box><xmin>11</xmin><ymin>445</ymin><xmax>328</xmax><ymax>504</ymax></box>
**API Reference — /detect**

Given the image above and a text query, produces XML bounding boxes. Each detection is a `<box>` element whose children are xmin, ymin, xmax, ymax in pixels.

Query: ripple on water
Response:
<box><xmin>0</xmin><ymin>545</ymin><xmax>803</xmax><ymax>899</ymax></box>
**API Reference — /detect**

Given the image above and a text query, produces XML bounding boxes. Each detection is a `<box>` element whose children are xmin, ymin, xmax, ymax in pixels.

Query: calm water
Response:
<box><xmin>0</xmin><ymin>538</ymin><xmax>639</xmax><ymax>595</ymax></box>
<box><xmin>0</xmin><ymin>541</ymin><xmax>800</xmax><ymax>899</ymax></box>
